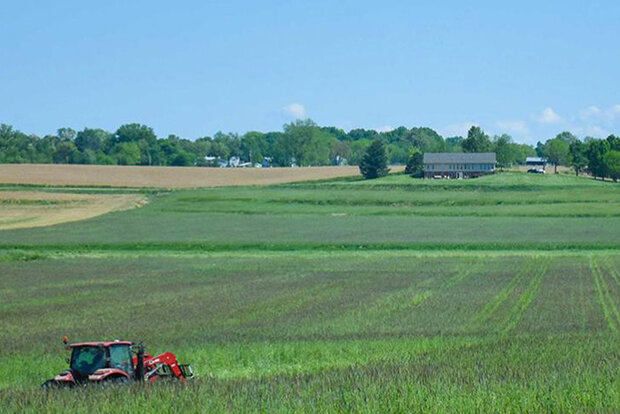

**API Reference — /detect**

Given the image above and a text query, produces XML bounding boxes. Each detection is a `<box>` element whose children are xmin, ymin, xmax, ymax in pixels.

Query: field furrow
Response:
<box><xmin>590</xmin><ymin>258</ymin><xmax>620</xmax><ymax>332</ymax></box>
<box><xmin>603</xmin><ymin>257</ymin><xmax>620</xmax><ymax>286</ymax></box>
<box><xmin>468</xmin><ymin>260</ymin><xmax>534</xmax><ymax>332</ymax></box>
<box><xmin>500</xmin><ymin>259</ymin><xmax>548</xmax><ymax>334</ymax></box>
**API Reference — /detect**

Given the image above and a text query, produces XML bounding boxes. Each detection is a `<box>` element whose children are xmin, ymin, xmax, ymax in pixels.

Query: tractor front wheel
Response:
<box><xmin>41</xmin><ymin>380</ymin><xmax>69</xmax><ymax>389</ymax></box>
<box><xmin>100</xmin><ymin>376</ymin><xmax>129</xmax><ymax>387</ymax></box>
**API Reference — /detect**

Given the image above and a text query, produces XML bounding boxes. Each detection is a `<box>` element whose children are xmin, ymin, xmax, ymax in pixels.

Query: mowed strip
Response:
<box><xmin>590</xmin><ymin>258</ymin><xmax>620</xmax><ymax>332</ymax></box>
<box><xmin>0</xmin><ymin>164</ymin><xmax>373</xmax><ymax>188</ymax></box>
<box><xmin>0</xmin><ymin>191</ymin><xmax>146</xmax><ymax>230</ymax></box>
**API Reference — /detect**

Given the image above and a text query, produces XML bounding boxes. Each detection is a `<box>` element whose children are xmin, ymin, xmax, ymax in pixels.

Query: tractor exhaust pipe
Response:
<box><xmin>135</xmin><ymin>343</ymin><xmax>145</xmax><ymax>382</ymax></box>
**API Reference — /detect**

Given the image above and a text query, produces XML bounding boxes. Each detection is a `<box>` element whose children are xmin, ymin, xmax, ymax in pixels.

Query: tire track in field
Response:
<box><xmin>368</xmin><ymin>265</ymin><xmax>481</xmax><ymax>316</ymax></box>
<box><xmin>603</xmin><ymin>258</ymin><xmax>620</xmax><ymax>286</ymax></box>
<box><xmin>395</xmin><ymin>264</ymin><xmax>482</xmax><ymax>312</ymax></box>
<box><xmin>468</xmin><ymin>259</ymin><xmax>534</xmax><ymax>332</ymax></box>
<box><xmin>443</xmin><ymin>263</ymin><xmax>480</xmax><ymax>289</ymax></box>
<box><xmin>499</xmin><ymin>258</ymin><xmax>549</xmax><ymax>334</ymax></box>
<box><xmin>590</xmin><ymin>258</ymin><xmax>620</xmax><ymax>332</ymax></box>
<box><xmin>322</xmin><ymin>264</ymin><xmax>481</xmax><ymax>333</ymax></box>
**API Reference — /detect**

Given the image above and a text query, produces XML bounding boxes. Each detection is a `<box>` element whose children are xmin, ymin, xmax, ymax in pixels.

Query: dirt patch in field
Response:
<box><xmin>0</xmin><ymin>191</ymin><xmax>146</xmax><ymax>230</ymax></box>
<box><xmin>0</xmin><ymin>164</ymin><xmax>381</xmax><ymax>188</ymax></box>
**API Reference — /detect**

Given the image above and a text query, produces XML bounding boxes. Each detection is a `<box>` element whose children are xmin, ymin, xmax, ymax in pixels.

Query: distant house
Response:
<box><xmin>423</xmin><ymin>152</ymin><xmax>496</xmax><ymax>179</ymax></box>
<box><xmin>333</xmin><ymin>155</ymin><xmax>348</xmax><ymax>166</ymax></box>
<box><xmin>525</xmin><ymin>157</ymin><xmax>547</xmax><ymax>167</ymax></box>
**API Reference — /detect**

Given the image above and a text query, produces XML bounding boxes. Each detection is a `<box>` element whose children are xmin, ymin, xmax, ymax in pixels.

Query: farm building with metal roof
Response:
<box><xmin>423</xmin><ymin>152</ymin><xmax>496</xmax><ymax>179</ymax></box>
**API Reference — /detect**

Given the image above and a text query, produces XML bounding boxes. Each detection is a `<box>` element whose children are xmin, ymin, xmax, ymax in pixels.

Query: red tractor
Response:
<box><xmin>42</xmin><ymin>337</ymin><xmax>194</xmax><ymax>388</ymax></box>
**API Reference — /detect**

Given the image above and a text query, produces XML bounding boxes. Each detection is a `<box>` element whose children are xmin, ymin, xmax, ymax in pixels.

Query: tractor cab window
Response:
<box><xmin>70</xmin><ymin>346</ymin><xmax>106</xmax><ymax>375</ymax></box>
<box><xmin>109</xmin><ymin>344</ymin><xmax>134</xmax><ymax>375</ymax></box>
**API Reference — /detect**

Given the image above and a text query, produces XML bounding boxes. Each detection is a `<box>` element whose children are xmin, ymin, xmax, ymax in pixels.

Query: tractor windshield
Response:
<box><xmin>70</xmin><ymin>346</ymin><xmax>106</xmax><ymax>375</ymax></box>
<box><xmin>109</xmin><ymin>344</ymin><xmax>134</xmax><ymax>375</ymax></box>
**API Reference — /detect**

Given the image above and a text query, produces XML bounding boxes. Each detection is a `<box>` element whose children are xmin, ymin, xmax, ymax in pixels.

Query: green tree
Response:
<box><xmin>569</xmin><ymin>141</ymin><xmax>588</xmax><ymax>176</ymax></box>
<box><xmin>114</xmin><ymin>142</ymin><xmax>141</xmax><ymax>165</ymax></box>
<box><xmin>75</xmin><ymin>128</ymin><xmax>111</xmax><ymax>153</ymax></box>
<box><xmin>348</xmin><ymin>139</ymin><xmax>372</xmax><ymax>165</ymax></box>
<box><xmin>535</xmin><ymin>141</ymin><xmax>545</xmax><ymax>157</ymax></box>
<box><xmin>241</xmin><ymin>131</ymin><xmax>266</xmax><ymax>164</ymax></box>
<box><xmin>52</xmin><ymin>141</ymin><xmax>78</xmax><ymax>163</ymax></box>
<box><xmin>462</xmin><ymin>126</ymin><xmax>492</xmax><ymax>153</ymax></box>
<box><xmin>114</xmin><ymin>124</ymin><xmax>157</xmax><ymax>144</ymax></box>
<box><xmin>281</xmin><ymin>119</ymin><xmax>333</xmax><ymax>166</ymax></box>
<box><xmin>404</xmin><ymin>149</ymin><xmax>423</xmax><ymax>177</ymax></box>
<box><xmin>359</xmin><ymin>140</ymin><xmax>389</xmax><ymax>179</ymax></box>
<box><xmin>543</xmin><ymin>137</ymin><xmax>570</xmax><ymax>173</ymax></box>
<box><xmin>555</xmin><ymin>131</ymin><xmax>578</xmax><ymax>145</ymax></box>
<box><xmin>444</xmin><ymin>136</ymin><xmax>464</xmax><ymax>152</ymax></box>
<box><xmin>607</xmin><ymin>134</ymin><xmax>620</xmax><ymax>151</ymax></box>
<box><xmin>406</xmin><ymin>127</ymin><xmax>446</xmax><ymax>152</ymax></box>
<box><xmin>114</xmin><ymin>124</ymin><xmax>159</xmax><ymax>165</ymax></box>
<box><xmin>170</xmin><ymin>151</ymin><xmax>194</xmax><ymax>166</ymax></box>
<box><xmin>57</xmin><ymin>127</ymin><xmax>77</xmax><ymax>141</ymax></box>
<box><xmin>386</xmin><ymin>143</ymin><xmax>409</xmax><ymax>165</ymax></box>
<box><xmin>603</xmin><ymin>150</ymin><xmax>620</xmax><ymax>182</ymax></box>
<box><xmin>492</xmin><ymin>134</ymin><xmax>517</xmax><ymax>169</ymax></box>
<box><xmin>586</xmin><ymin>139</ymin><xmax>610</xmax><ymax>180</ymax></box>
<box><xmin>96</xmin><ymin>152</ymin><xmax>116</xmax><ymax>165</ymax></box>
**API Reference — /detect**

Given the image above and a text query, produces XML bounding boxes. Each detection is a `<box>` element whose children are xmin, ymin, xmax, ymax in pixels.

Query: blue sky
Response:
<box><xmin>1</xmin><ymin>1</ymin><xmax>619</xmax><ymax>144</ymax></box>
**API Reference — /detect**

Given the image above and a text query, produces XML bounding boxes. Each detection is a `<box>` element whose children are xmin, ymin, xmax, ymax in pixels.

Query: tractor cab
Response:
<box><xmin>69</xmin><ymin>342</ymin><xmax>134</xmax><ymax>380</ymax></box>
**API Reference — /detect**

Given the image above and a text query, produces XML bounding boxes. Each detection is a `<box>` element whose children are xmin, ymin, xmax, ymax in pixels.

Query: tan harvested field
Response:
<box><xmin>508</xmin><ymin>165</ymin><xmax>574</xmax><ymax>174</ymax></box>
<box><xmin>0</xmin><ymin>191</ymin><xmax>146</xmax><ymax>230</ymax></box>
<box><xmin>0</xmin><ymin>164</ymin><xmax>381</xmax><ymax>188</ymax></box>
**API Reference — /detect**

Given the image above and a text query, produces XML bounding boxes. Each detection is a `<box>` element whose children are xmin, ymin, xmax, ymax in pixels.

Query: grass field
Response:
<box><xmin>0</xmin><ymin>171</ymin><xmax>618</xmax><ymax>412</ymax></box>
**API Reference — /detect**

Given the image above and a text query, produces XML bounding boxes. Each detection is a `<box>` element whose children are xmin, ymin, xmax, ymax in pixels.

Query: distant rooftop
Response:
<box><xmin>526</xmin><ymin>157</ymin><xmax>547</xmax><ymax>162</ymax></box>
<box><xmin>423</xmin><ymin>152</ymin><xmax>496</xmax><ymax>164</ymax></box>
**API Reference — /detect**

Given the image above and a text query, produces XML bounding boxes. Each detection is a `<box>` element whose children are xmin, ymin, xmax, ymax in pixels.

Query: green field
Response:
<box><xmin>1</xmin><ymin>172</ymin><xmax>619</xmax><ymax>412</ymax></box>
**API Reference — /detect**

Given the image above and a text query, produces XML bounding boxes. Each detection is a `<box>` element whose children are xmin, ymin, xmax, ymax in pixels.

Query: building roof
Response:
<box><xmin>423</xmin><ymin>152</ymin><xmax>496</xmax><ymax>164</ymax></box>
<box><xmin>526</xmin><ymin>157</ymin><xmax>547</xmax><ymax>162</ymax></box>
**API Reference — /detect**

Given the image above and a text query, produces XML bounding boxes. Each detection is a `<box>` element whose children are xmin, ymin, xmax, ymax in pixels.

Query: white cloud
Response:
<box><xmin>283</xmin><ymin>103</ymin><xmax>306</xmax><ymax>118</ymax></box>
<box><xmin>579</xmin><ymin>104</ymin><xmax>620</xmax><ymax>123</ymax></box>
<box><xmin>570</xmin><ymin>125</ymin><xmax>610</xmax><ymax>138</ymax></box>
<box><xmin>583</xmin><ymin>125</ymin><xmax>609</xmax><ymax>137</ymax></box>
<box><xmin>375</xmin><ymin>125</ymin><xmax>394</xmax><ymax>133</ymax></box>
<box><xmin>537</xmin><ymin>107</ymin><xmax>563</xmax><ymax>124</ymax></box>
<box><xmin>438</xmin><ymin>122</ymin><xmax>478</xmax><ymax>137</ymax></box>
<box><xmin>496</xmin><ymin>120</ymin><xmax>529</xmax><ymax>136</ymax></box>
<box><xmin>580</xmin><ymin>105</ymin><xmax>601</xmax><ymax>120</ymax></box>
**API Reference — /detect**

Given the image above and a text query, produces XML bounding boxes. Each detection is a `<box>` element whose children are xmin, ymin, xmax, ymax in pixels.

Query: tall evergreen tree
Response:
<box><xmin>404</xmin><ymin>149</ymin><xmax>424</xmax><ymax>177</ymax></box>
<box><xmin>359</xmin><ymin>140</ymin><xmax>389</xmax><ymax>179</ymax></box>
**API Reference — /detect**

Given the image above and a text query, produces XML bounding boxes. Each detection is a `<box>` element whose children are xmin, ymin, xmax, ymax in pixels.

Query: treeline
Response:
<box><xmin>0</xmin><ymin>120</ymin><xmax>532</xmax><ymax>168</ymax></box>
<box><xmin>0</xmin><ymin>120</ymin><xmax>618</xmax><ymax>179</ymax></box>
<box><xmin>535</xmin><ymin>131</ymin><xmax>620</xmax><ymax>180</ymax></box>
